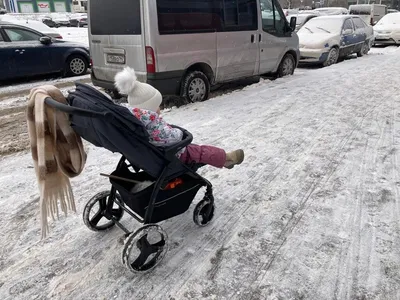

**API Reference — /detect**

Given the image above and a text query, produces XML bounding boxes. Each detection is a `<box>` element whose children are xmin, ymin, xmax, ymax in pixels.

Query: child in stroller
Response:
<box><xmin>37</xmin><ymin>71</ymin><xmax>245</xmax><ymax>273</ymax></box>
<box><xmin>114</xmin><ymin>67</ymin><xmax>245</xmax><ymax>170</ymax></box>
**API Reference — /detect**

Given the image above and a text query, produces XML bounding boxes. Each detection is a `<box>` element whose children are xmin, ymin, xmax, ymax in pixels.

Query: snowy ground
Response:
<box><xmin>1</xmin><ymin>44</ymin><xmax>400</xmax><ymax>300</ymax></box>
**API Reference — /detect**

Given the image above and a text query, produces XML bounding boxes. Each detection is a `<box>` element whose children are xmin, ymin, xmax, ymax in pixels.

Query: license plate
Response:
<box><xmin>106</xmin><ymin>54</ymin><xmax>125</xmax><ymax>64</ymax></box>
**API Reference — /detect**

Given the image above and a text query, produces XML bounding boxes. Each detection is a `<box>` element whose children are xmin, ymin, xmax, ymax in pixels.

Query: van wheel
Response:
<box><xmin>357</xmin><ymin>42</ymin><xmax>369</xmax><ymax>57</ymax></box>
<box><xmin>181</xmin><ymin>71</ymin><xmax>210</xmax><ymax>102</ymax></box>
<box><xmin>65</xmin><ymin>54</ymin><xmax>88</xmax><ymax>77</ymax></box>
<box><xmin>277</xmin><ymin>53</ymin><xmax>295</xmax><ymax>77</ymax></box>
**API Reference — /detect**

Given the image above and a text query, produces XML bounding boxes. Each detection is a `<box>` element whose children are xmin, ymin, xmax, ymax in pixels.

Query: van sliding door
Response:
<box><xmin>215</xmin><ymin>0</ymin><xmax>259</xmax><ymax>82</ymax></box>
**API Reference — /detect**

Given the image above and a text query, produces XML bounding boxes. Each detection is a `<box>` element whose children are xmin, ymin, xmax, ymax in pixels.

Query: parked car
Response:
<box><xmin>42</xmin><ymin>13</ymin><xmax>70</xmax><ymax>28</ymax></box>
<box><xmin>3</xmin><ymin>19</ymin><xmax>62</xmax><ymax>39</ymax></box>
<box><xmin>298</xmin><ymin>15</ymin><xmax>374</xmax><ymax>67</ymax></box>
<box><xmin>69</xmin><ymin>13</ymin><xmax>87</xmax><ymax>27</ymax></box>
<box><xmin>89</xmin><ymin>0</ymin><xmax>300</xmax><ymax>102</ymax></box>
<box><xmin>388</xmin><ymin>9</ymin><xmax>399</xmax><ymax>13</ymax></box>
<box><xmin>314</xmin><ymin>7</ymin><xmax>349</xmax><ymax>15</ymax></box>
<box><xmin>0</xmin><ymin>8</ymin><xmax>7</xmax><ymax>15</ymax></box>
<box><xmin>287</xmin><ymin>13</ymin><xmax>318</xmax><ymax>32</ymax></box>
<box><xmin>0</xmin><ymin>22</ymin><xmax>90</xmax><ymax>81</ymax></box>
<box><xmin>0</xmin><ymin>15</ymin><xmax>63</xmax><ymax>39</ymax></box>
<box><xmin>349</xmin><ymin>4</ymin><xmax>387</xmax><ymax>25</ymax></box>
<box><xmin>373</xmin><ymin>12</ymin><xmax>400</xmax><ymax>45</ymax></box>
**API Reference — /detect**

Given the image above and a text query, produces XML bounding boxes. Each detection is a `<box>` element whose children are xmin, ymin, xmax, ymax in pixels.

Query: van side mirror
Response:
<box><xmin>289</xmin><ymin>17</ymin><xmax>296</xmax><ymax>32</ymax></box>
<box><xmin>39</xmin><ymin>36</ymin><xmax>52</xmax><ymax>45</ymax></box>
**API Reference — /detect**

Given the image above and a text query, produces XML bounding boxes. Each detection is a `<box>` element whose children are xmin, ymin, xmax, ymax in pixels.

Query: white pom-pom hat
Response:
<box><xmin>114</xmin><ymin>67</ymin><xmax>162</xmax><ymax>112</ymax></box>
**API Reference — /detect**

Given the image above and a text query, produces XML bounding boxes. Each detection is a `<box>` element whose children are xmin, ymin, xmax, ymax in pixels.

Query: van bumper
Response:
<box><xmin>147</xmin><ymin>70</ymin><xmax>184</xmax><ymax>96</ymax></box>
<box><xmin>91</xmin><ymin>70</ymin><xmax>183</xmax><ymax>96</ymax></box>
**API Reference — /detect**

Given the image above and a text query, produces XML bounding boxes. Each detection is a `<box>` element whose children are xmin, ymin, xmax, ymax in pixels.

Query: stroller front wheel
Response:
<box><xmin>83</xmin><ymin>191</ymin><xmax>124</xmax><ymax>232</ymax></box>
<box><xmin>193</xmin><ymin>199</ymin><xmax>215</xmax><ymax>227</ymax></box>
<box><xmin>122</xmin><ymin>224</ymin><xmax>168</xmax><ymax>273</ymax></box>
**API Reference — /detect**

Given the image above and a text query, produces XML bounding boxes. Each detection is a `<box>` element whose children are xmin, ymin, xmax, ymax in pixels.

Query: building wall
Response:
<box><xmin>5</xmin><ymin>0</ymin><xmax>71</xmax><ymax>12</ymax></box>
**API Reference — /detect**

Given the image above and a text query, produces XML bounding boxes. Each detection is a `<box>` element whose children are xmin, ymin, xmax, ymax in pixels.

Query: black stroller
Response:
<box><xmin>45</xmin><ymin>83</ymin><xmax>215</xmax><ymax>273</ymax></box>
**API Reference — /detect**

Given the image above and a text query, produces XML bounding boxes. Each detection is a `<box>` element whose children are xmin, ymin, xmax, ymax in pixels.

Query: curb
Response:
<box><xmin>0</xmin><ymin>77</ymin><xmax>92</xmax><ymax>101</ymax></box>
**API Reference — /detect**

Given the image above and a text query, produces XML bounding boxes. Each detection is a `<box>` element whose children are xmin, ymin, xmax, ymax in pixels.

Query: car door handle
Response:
<box><xmin>259</xmin><ymin>34</ymin><xmax>262</xmax><ymax>42</ymax></box>
<box><xmin>15</xmin><ymin>49</ymin><xmax>25</xmax><ymax>53</ymax></box>
<box><xmin>251</xmin><ymin>34</ymin><xmax>255</xmax><ymax>43</ymax></box>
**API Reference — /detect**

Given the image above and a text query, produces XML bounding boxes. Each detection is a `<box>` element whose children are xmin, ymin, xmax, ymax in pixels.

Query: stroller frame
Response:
<box><xmin>44</xmin><ymin>95</ymin><xmax>216</xmax><ymax>273</ymax></box>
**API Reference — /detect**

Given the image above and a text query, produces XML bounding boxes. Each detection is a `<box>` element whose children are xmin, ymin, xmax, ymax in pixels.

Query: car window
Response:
<box><xmin>0</xmin><ymin>32</ymin><xmax>4</xmax><ymax>42</ymax></box>
<box><xmin>342</xmin><ymin>19</ymin><xmax>354</xmax><ymax>33</ymax></box>
<box><xmin>4</xmin><ymin>28</ymin><xmax>41</xmax><ymax>42</ymax></box>
<box><xmin>261</xmin><ymin>0</ymin><xmax>287</xmax><ymax>36</ymax></box>
<box><xmin>353</xmin><ymin>17</ymin><xmax>365</xmax><ymax>29</ymax></box>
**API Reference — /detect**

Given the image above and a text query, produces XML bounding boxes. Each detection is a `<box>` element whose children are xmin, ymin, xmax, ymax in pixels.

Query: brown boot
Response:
<box><xmin>224</xmin><ymin>149</ymin><xmax>245</xmax><ymax>169</ymax></box>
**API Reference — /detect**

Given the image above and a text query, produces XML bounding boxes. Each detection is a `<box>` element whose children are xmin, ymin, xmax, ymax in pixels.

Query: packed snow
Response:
<box><xmin>1</xmin><ymin>41</ymin><xmax>400</xmax><ymax>300</ymax></box>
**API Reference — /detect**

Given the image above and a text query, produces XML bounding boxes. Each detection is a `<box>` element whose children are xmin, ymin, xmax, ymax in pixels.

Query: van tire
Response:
<box><xmin>181</xmin><ymin>71</ymin><xmax>210</xmax><ymax>102</ymax></box>
<box><xmin>277</xmin><ymin>53</ymin><xmax>295</xmax><ymax>78</ymax></box>
<box><xmin>64</xmin><ymin>54</ymin><xmax>88</xmax><ymax>77</ymax></box>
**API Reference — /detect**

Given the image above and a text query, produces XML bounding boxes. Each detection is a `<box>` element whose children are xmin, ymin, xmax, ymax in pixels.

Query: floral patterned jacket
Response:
<box><xmin>128</xmin><ymin>107</ymin><xmax>183</xmax><ymax>147</ymax></box>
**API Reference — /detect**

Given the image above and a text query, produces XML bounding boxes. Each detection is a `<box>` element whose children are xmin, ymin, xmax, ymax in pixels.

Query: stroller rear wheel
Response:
<box><xmin>83</xmin><ymin>191</ymin><xmax>124</xmax><ymax>232</ymax></box>
<box><xmin>193</xmin><ymin>198</ymin><xmax>215</xmax><ymax>227</ymax></box>
<box><xmin>122</xmin><ymin>224</ymin><xmax>168</xmax><ymax>273</ymax></box>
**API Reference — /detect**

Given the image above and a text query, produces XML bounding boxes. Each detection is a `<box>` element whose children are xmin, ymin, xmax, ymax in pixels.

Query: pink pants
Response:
<box><xmin>180</xmin><ymin>144</ymin><xmax>226</xmax><ymax>168</ymax></box>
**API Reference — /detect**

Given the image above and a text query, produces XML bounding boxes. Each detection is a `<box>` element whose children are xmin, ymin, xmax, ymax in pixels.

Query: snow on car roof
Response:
<box><xmin>376</xmin><ymin>12</ymin><xmax>400</xmax><ymax>24</ymax></box>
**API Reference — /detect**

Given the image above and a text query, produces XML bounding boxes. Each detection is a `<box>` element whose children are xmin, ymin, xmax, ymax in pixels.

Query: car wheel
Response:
<box><xmin>181</xmin><ymin>71</ymin><xmax>210</xmax><ymax>102</ymax></box>
<box><xmin>357</xmin><ymin>42</ymin><xmax>369</xmax><ymax>57</ymax></box>
<box><xmin>277</xmin><ymin>53</ymin><xmax>295</xmax><ymax>77</ymax></box>
<box><xmin>322</xmin><ymin>47</ymin><xmax>339</xmax><ymax>67</ymax></box>
<box><xmin>65</xmin><ymin>55</ymin><xmax>88</xmax><ymax>77</ymax></box>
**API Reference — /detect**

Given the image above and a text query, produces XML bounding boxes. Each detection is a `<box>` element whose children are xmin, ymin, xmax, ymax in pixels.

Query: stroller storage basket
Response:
<box><xmin>110</xmin><ymin>164</ymin><xmax>205</xmax><ymax>223</ymax></box>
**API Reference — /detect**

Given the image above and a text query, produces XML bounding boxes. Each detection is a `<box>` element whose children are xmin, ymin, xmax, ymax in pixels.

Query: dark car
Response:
<box><xmin>69</xmin><ymin>14</ymin><xmax>88</xmax><ymax>27</ymax></box>
<box><xmin>42</xmin><ymin>15</ymin><xmax>70</xmax><ymax>28</ymax></box>
<box><xmin>42</xmin><ymin>16</ymin><xmax>60</xmax><ymax>28</ymax></box>
<box><xmin>0</xmin><ymin>22</ymin><xmax>90</xmax><ymax>81</ymax></box>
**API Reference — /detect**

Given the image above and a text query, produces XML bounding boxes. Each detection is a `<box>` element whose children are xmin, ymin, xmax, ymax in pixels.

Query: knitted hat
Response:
<box><xmin>114</xmin><ymin>67</ymin><xmax>162</xmax><ymax>112</ymax></box>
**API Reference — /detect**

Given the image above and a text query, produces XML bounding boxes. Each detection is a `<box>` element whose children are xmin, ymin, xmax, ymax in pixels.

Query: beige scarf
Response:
<box><xmin>27</xmin><ymin>85</ymin><xmax>86</xmax><ymax>238</ymax></box>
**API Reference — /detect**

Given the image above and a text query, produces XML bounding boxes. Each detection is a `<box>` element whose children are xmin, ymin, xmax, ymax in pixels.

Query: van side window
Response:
<box><xmin>260</xmin><ymin>0</ymin><xmax>287</xmax><ymax>36</ymax></box>
<box><xmin>223</xmin><ymin>0</ymin><xmax>258</xmax><ymax>31</ymax></box>
<box><xmin>157</xmin><ymin>0</ymin><xmax>223</xmax><ymax>34</ymax></box>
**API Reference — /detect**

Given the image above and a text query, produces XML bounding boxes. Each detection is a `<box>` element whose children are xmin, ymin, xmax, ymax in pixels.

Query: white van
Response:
<box><xmin>349</xmin><ymin>4</ymin><xmax>387</xmax><ymax>25</ymax></box>
<box><xmin>88</xmin><ymin>0</ymin><xmax>299</xmax><ymax>102</ymax></box>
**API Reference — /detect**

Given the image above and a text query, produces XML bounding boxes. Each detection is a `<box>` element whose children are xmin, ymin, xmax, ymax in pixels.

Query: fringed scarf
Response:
<box><xmin>26</xmin><ymin>85</ymin><xmax>86</xmax><ymax>238</ymax></box>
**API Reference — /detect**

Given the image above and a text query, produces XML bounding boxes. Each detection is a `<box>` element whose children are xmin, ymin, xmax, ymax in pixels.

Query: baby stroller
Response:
<box><xmin>44</xmin><ymin>83</ymin><xmax>215</xmax><ymax>273</ymax></box>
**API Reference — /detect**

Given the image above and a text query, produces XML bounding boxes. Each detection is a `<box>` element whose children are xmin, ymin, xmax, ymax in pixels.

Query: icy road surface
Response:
<box><xmin>1</xmin><ymin>48</ymin><xmax>400</xmax><ymax>300</ymax></box>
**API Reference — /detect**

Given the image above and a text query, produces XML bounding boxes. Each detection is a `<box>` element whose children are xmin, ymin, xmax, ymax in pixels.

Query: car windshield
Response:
<box><xmin>298</xmin><ymin>17</ymin><xmax>342</xmax><ymax>34</ymax></box>
<box><xmin>376</xmin><ymin>13</ymin><xmax>400</xmax><ymax>25</ymax></box>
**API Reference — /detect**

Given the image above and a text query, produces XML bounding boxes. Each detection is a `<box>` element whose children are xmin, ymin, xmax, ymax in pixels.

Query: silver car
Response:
<box><xmin>89</xmin><ymin>0</ymin><xmax>300</xmax><ymax>102</ymax></box>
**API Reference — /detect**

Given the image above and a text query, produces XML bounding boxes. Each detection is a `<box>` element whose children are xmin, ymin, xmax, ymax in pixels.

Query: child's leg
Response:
<box><xmin>180</xmin><ymin>144</ymin><xmax>226</xmax><ymax>168</ymax></box>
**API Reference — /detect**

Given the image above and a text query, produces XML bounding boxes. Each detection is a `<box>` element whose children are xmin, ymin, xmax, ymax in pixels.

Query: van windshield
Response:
<box><xmin>90</xmin><ymin>0</ymin><xmax>141</xmax><ymax>35</ymax></box>
<box><xmin>349</xmin><ymin>6</ymin><xmax>371</xmax><ymax>15</ymax></box>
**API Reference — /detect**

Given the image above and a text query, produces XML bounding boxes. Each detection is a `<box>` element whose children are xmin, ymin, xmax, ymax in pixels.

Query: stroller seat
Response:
<box><xmin>44</xmin><ymin>82</ymin><xmax>215</xmax><ymax>273</ymax></box>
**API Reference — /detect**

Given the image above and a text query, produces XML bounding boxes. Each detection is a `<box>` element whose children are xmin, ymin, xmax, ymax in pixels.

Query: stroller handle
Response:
<box><xmin>44</xmin><ymin>97</ymin><xmax>111</xmax><ymax>119</ymax></box>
